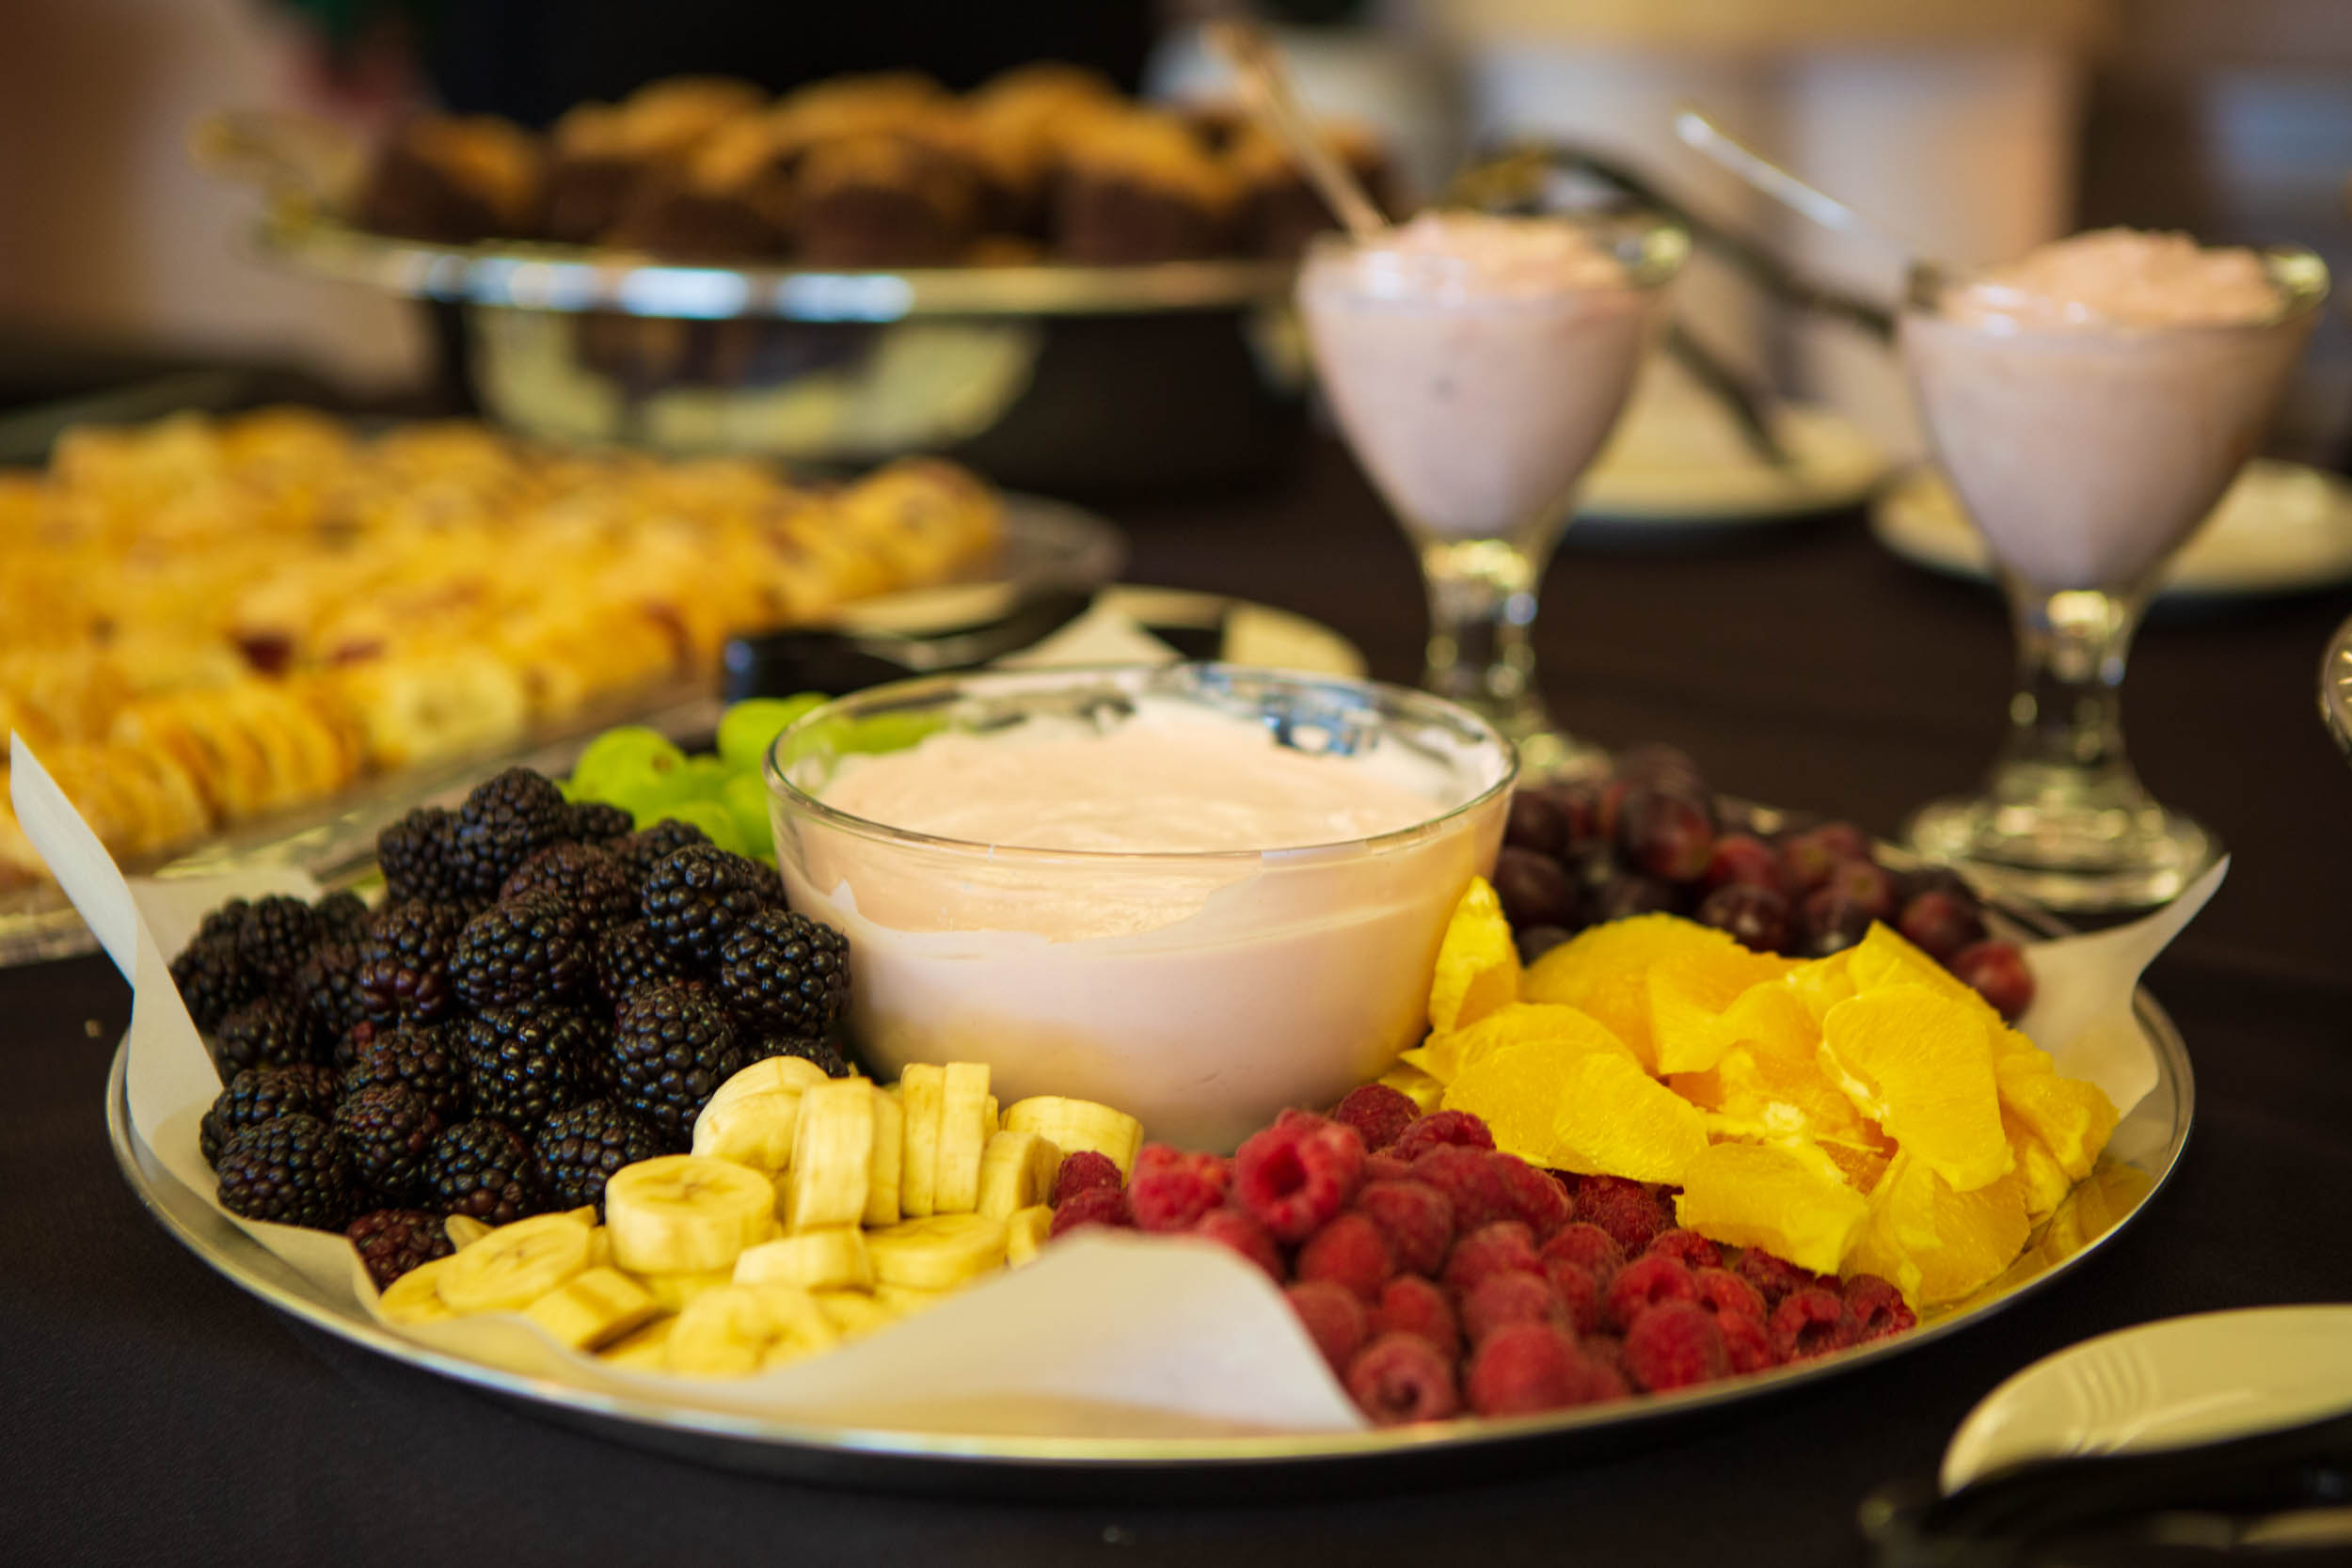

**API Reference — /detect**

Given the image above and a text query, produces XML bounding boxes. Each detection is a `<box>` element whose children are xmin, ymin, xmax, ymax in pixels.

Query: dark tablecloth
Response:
<box><xmin>8</xmin><ymin>441</ymin><xmax>2350</xmax><ymax>1564</ymax></box>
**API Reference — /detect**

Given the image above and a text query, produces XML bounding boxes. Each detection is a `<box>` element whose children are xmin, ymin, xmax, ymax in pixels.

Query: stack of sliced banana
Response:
<box><xmin>375</xmin><ymin>1056</ymin><xmax>1146</xmax><ymax>1380</ymax></box>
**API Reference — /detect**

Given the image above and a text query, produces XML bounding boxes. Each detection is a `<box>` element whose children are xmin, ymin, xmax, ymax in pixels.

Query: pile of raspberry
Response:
<box><xmin>1048</xmin><ymin>1085</ymin><xmax>1915</xmax><ymax>1425</ymax></box>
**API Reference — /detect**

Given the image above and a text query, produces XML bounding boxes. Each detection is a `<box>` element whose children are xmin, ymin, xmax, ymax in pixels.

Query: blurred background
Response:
<box><xmin>1</xmin><ymin>0</ymin><xmax>2346</xmax><ymax>468</ymax></box>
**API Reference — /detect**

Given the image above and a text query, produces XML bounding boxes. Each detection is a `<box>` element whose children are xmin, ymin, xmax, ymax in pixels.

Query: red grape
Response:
<box><xmin>1616</xmin><ymin>787</ymin><xmax>1716</xmax><ymax>883</ymax></box>
<box><xmin>1703</xmin><ymin>833</ymin><xmax>1782</xmax><ymax>894</ymax></box>
<box><xmin>1951</xmin><ymin>940</ymin><xmax>2035</xmax><ymax>1021</ymax></box>
<box><xmin>1898</xmin><ymin>890</ymin><xmax>1987</xmax><ymax>963</ymax></box>
<box><xmin>1777</xmin><ymin>822</ymin><xmax>1870</xmax><ymax>895</ymax></box>
<box><xmin>1493</xmin><ymin>847</ymin><xmax>1578</xmax><ymax>929</ymax></box>
<box><xmin>1825</xmin><ymin>858</ymin><xmax>1896</xmax><ymax>922</ymax></box>
<box><xmin>1594</xmin><ymin>875</ymin><xmax>1677</xmax><ymax>922</ymax></box>
<box><xmin>1695</xmin><ymin>883</ymin><xmax>1791</xmax><ymax>953</ymax></box>
<box><xmin>1517</xmin><ymin>925</ymin><xmax>1574</xmax><ymax>964</ymax></box>
<box><xmin>1503</xmin><ymin>791</ymin><xmax>1567</xmax><ymax>857</ymax></box>
<box><xmin>1798</xmin><ymin>885</ymin><xmax>1874</xmax><ymax>957</ymax></box>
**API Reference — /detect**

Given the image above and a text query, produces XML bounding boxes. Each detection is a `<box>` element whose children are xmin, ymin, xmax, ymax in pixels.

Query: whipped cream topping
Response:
<box><xmin>1333</xmin><ymin>212</ymin><xmax>1630</xmax><ymax>299</ymax></box>
<box><xmin>1947</xmin><ymin>229</ymin><xmax>2280</xmax><ymax>331</ymax></box>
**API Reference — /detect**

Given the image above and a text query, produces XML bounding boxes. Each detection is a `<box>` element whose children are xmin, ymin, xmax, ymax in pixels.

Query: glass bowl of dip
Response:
<box><xmin>764</xmin><ymin>664</ymin><xmax>1517</xmax><ymax>1150</ymax></box>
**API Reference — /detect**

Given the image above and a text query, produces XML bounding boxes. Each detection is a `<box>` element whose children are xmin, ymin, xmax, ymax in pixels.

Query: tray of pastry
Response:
<box><xmin>0</xmin><ymin>406</ymin><xmax>1121</xmax><ymax>964</ymax></box>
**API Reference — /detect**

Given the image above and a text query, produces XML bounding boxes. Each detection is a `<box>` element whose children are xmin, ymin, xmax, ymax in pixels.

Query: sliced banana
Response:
<box><xmin>707</xmin><ymin>1054</ymin><xmax>834</xmax><ymax>1117</ymax></box>
<box><xmin>588</xmin><ymin>1227</ymin><xmax>612</xmax><ymax>1269</ymax></box>
<box><xmin>691</xmin><ymin>1087</ymin><xmax>803</xmax><ymax>1174</ymax></box>
<box><xmin>436</xmin><ymin>1212</ymin><xmax>595</xmax><ymax>1315</ymax></box>
<box><xmin>813</xmin><ymin>1290</ymin><xmax>898</xmax><ymax>1340</ymax></box>
<box><xmin>787</xmin><ymin>1080</ymin><xmax>873</xmax><ymax>1231</ymax></box>
<box><xmin>598</xmin><ymin>1314</ymin><xmax>678</xmax><ymax>1370</ymax></box>
<box><xmin>379</xmin><ymin>1256</ymin><xmax>459</xmax><ymax>1324</ymax></box>
<box><xmin>735</xmin><ymin>1227</ymin><xmax>874</xmax><ymax>1291</ymax></box>
<box><xmin>864</xmin><ymin>1086</ymin><xmax>904</xmax><ymax>1228</ymax></box>
<box><xmin>525</xmin><ymin>1265</ymin><xmax>660</xmax><ymax>1351</ymax></box>
<box><xmin>865</xmin><ymin>1212</ymin><xmax>1009</xmax><ymax>1291</ymax></box>
<box><xmin>443</xmin><ymin>1214</ymin><xmax>492</xmax><ymax>1251</ymax></box>
<box><xmin>932</xmin><ymin>1063</ymin><xmax>991</xmax><ymax>1215</ymax></box>
<box><xmin>873</xmin><ymin>1282</ymin><xmax>954</xmax><ymax>1318</ymax></box>
<box><xmin>631</xmin><ymin>1267</ymin><xmax>736</xmax><ymax>1312</ymax></box>
<box><xmin>666</xmin><ymin>1282</ymin><xmax>840</xmax><ymax>1377</ymax></box>
<box><xmin>605</xmin><ymin>1154</ymin><xmax>780</xmax><ymax>1275</ymax></box>
<box><xmin>1005</xmin><ymin>1204</ymin><xmax>1055</xmax><ymax>1267</ymax></box>
<box><xmin>1003</xmin><ymin>1095</ymin><xmax>1144</xmax><ymax>1179</ymax></box>
<box><xmin>976</xmin><ymin>1129</ymin><xmax>1059</xmax><ymax>1219</ymax></box>
<box><xmin>561</xmin><ymin>1205</ymin><xmax>599</xmax><ymax>1227</ymax></box>
<box><xmin>984</xmin><ymin>1094</ymin><xmax>999</xmax><ymax>1132</ymax></box>
<box><xmin>898</xmin><ymin>1062</ymin><xmax>945</xmax><ymax>1218</ymax></box>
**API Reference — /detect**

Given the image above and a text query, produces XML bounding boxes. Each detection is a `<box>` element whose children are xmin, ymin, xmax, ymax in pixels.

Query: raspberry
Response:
<box><xmin>1412</xmin><ymin>1146</ymin><xmax>1513</xmax><ymax>1234</ymax></box>
<box><xmin>1390</xmin><ymin>1109</ymin><xmax>1495</xmax><ymax>1164</ymax></box>
<box><xmin>1719</xmin><ymin>1310</ymin><xmax>1779</xmax><ymax>1375</ymax></box>
<box><xmin>1363</xmin><ymin>1152</ymin><xmax>1413</xmax><ymax>1184</ymax></box>
<box><xmin>1607</xmin><ymin>1254</ymin><xmax>1700</xmax><ymax>1330</ymax></box>
<box><xmin>1465</xmin><ymin>1322</ymin><xmax>1588</xmax><ymax>1418</ymax></box>
<box><xmin>1843</xmin><ymin>1274</ymin><xmax>1916</xmax><ymax>1342</ymax></box>
<box><xmin>1771</xmin><ymin>1286</ymin><xmax>1855</xmax><ymax>1360</ymax></box>
<box><xmin>1441</xmin><ymin>1220</ymin><xmax>1540</xmax><ymax>1294</ymax></box>
<box><xmin>1369</xmin><ymin>1275</ymin><xmax>1460</xmax><ymax>1358</ymax></box>
<box><xmin>1188</xmin><ymin>1208</ymin><xmax>1283</xmax><ymax>1284</ymax></box>
<box><xmin>1329</xmin><ymin>1084</ymin><xmax>1418</xmax><ymax>1151</ymax></box>
<box><xmin>1295</xmin><ymin>1212</ymin><xmax>1395</xmax><ymax>1302</ymax></box>
<box><xmin>1732</xmin><ymin>1247</ymin><xmax>1826</xmax><ymax>1309</ymax></box>
<box><xmin>1623</xmin><ymin>1301</ymin><xmax>1729</xmax><ymax>1392</ymax></box>
<box><xmin>1540</xmin><ymin>1222</ymin><xmax>1627</xmax><ymax>1286</ymax></box>
<box><xmin>1692</xmin><ymin>1267</ymin><xmax>1766</xmax><ymax>1323</ymax></box>
<box><xmin>1645</xmin><ymin>1228</ymin><xmax>1722</xmax><ymax>1271</ymax></box>
<box><xmin>1052</xmin><ymin>1149</ymin><xmax>1122</xmax><ymax>1206</ymax></box>
<box><xmin>1543</xmin><ymin>1259</ymin><xmax>1607</xmax><ymax>1336</ymax></box>
<box><xmin>1285</xmin><ymin>1281</ymin><xmax>1368</xmax><ymax>1374</ymax></box>
<box><xmin>1581</xmin><ymin>1333</ymin><xmax>1629</xmax><ymax>1386</ymax></box>
<box><xmin>1049</xmin><ymin>1184</ymin><xmax>1133</xmax><ymax>1237</ymax></box>
<box><xmin>1489</xmin><ymin>1155</ymin><xmax>1572</xmax><ymax>1241</ymax></box>
<box><xmin>1460</xmin><ymin>1271</ymin><xmax>1565</xmax><ymax>1345</ymax></box>
<box><xmin>1352</xmin><ymin>1179</ymin><xmax>1454</xmax><ymax>1276</ymax></box>
<box><xmin>1127</xmin><ymin>1145</ymin><xmax>1231</xmax><ymax>1233</ymax></box>
<box><xmin>1232</xmin><ymin>1114</ymin><xmax>1365</xmax><ymax>1243</ymax></box>
<box><xmin>1577</xmin><ymin>1176</ymin><xmax>1672</xmax><ymax>1255</ymax></box>
<box><xmin>1344</xmin><ymin>1332</ymin><xmax>1461</xmax><ymax>1425</ymax></box>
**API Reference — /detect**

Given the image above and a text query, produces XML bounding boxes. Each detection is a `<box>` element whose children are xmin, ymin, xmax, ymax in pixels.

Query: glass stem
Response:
<box><xmin>1419</xmin><ymin>535</ymin><xmax>1547</xmax><ymax>734</ymax></box>
<box><xmin>1987</xmin><ymin>579</ymin><xmax>2153</xmax><ymax>815</ymax></box>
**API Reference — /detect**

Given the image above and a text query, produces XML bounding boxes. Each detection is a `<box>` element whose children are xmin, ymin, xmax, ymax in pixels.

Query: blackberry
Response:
<box><xmin>565</xmin><ymin>800</ymin><xmax>635</xmax><ymax>845</ymax></box>
<box><xmin>356</xmin><ymin>900</ymin><xmax>468</xmax><ymax>1023</ymax></box>
<box><xmin>741</xmin><ymin>1033</ymin><xmax>851</xmax><ymax>1080</ymax></box>
<box><xmin>200</xmin><ymin>1063</ymin><xmax>344</xmax><ymax>1167</ymax></box>
<box><xmin>460</xmin><ymin>1006</ymin><xmax>591</xmax><ymax>1132</ymax></box>
<box><xmin>608</xmin><ymin>982</ymin><xmax>739</xmax><ymax>1143</ymax></box>
<box><xmin>612</xmin><ymin>818</ymin><xmax>710</xmax><ymax>884</ymax></box>
<box><xmin>346</xmin><ymin>1208</ymin><xmax>453</xmax><ymax>1290</ymax></box>
<box><xmin>168</xmin><ymin>934</ymin><xmax>264</xmax><ymax>1033</ymax></box>
<box><xmin>714</xmin><ymin>910</ymin><xmax>850</xmax><ymax>1037</ymax></box>
<box><xmin>344</xmin><ymin>1022</ymin><xmax>468</xmax><ymax>1122</ymax></box>
<box><xmin>449</xmin><ymin>768</ymin><xmax>569</xmax><ymax>899</ymax></box>
<box><xmin>212</xmin><ymin>994</ymin><xmax>323</xmax><ymax>1077</ymax></box>
<box><xmin>332</xmin><ymin>1019</ymin><xmax>379</xmax><ymax>1072</ymax></box>
<box><xmin>228</xmin><ymin>895</ymin><xmax>326</xmax><ymax>988</ymax></box>
<box><xmin>215</xmin><ymin>1114</ymin><xmax>358</xmax><ymax>1230</ymax></box>
<box><xmin>294</xmin><ymin>941</ymin><xmax>369</xmax><ymax>1052</ymax></box>
<box><xmin>594</xmin><ymin>919</ymin><xmax>676</xmax><ymax>1010</ymax></box>
<box><xmin>451</xmin><ymin>895</ymin><xmax>591</xmax><ymax>1011</ymax></box>
<box><xmin>335</xmin><ymin>1084</ymin><xmax>443</xmax><ymax>1199</ymax></box>
<box><xmin>313</xmin><ymin>890</ymin><xmax>372</xmax><ymax>945</ymax></box>
<box><xmin>500</xmin><ymin>841</ymin><xmax>635</xmax><ymax>931</ymax></box>
<box><xmin>533</xmin><ymin>1101</ymin><xmax>665</xmax><ymax>1211</ymax></box>
<box><xmin>376</xmin><ymin>806</ymin><xmax>473</xmax><ymax>907</ymax></box>
<box><xmin>421</xmin><ymin>1118</ymin><xmax>542</xmax><ymax>1225</ymax></box>
<box><xmin>641</xmin><ymin>845</ymin><xmax>769</xmax><ymax>970</ymax></box>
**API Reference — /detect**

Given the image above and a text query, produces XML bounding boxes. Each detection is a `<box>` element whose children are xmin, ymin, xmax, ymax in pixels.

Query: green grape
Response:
<box><xmin>572</xmin><ymin>726</ymin><xmax>686</xmax><ymax>803</ymax></box>
<box><xmin>722</xmin><ymin>771</ymin><xmax>776</xmax><ymax>863</ymax></box>
<box><xmin>843</xmin><ymin>711</ymin><xmax>945</xmax><ymax>756</ymax></box>
<box><xmin>716</xmin><ymin>694</ymin><xmax>830</xmax><ymax>774</ymax></box>
<box><xmin>677</xmin><ymin>754</ymin><xmax>734</xmax><ymax>800</ymax></box>
<box><xmin>644</xmin><ymin>797</ymin><xmax>751</xmax><ymax>856</ymax></box>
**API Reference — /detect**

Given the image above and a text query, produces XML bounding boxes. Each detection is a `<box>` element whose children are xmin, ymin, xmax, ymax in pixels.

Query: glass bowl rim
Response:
<box><xmin>1298</xmin><ymin>211</ymin><xmax>1691</xmax><ymax>297</ymax></box>
<box><xmin>1899</xmin><ymin>242</ymin><xmax>2332</xmax><ymax>341</ymax></box>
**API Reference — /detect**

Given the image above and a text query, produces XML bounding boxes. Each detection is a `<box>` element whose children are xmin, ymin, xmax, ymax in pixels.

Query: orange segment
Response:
<box><xmin>1423</xmin><ymin>1001</ymin><xmax>1633</xmax><ymax>1082</ymax></box>
<box><xmin>1546</xmin><ymin>1052</ymin><xmax>1711</xmax><ymax>1183</ymax></box>
<box><xmin>1783</xmin><ymin>949</ymin><xmax>1859</xmax><ymax>1027</ymax></box>
<box><xmin>1673</xmin><ymin>1141</ymin><xmax>1871</xmax><ymax>1276</ymax></box>
<box><xmin>1648</xmin><ymin>949</ymin><xmax>1804</xmax><ymax>1076</ymax></box>
<box><xmin>2002</xmin><ymin>1110</ymin><xmax>2074</xmax><ymax>1222</ymax></box>
<box><xmin>1848</xmin><ymin>923</ymin><xmax>2003</xmax><ymax>1030</ymax></box>
<box><xmin>1994</xmin><ymin>1055</ymin><xmax>2119</xmax><ymax>1181</ymax></box>
<box><xmin>1820</xmin><ymin>985</ymin><xmax>2012</xmax><ymax>1193</ymax></box>
<box><xmin>1847</xmin><ymin>1153</ymin><xmax>2030</xmax><ymax>1307</ymax></box>
<box><xmin>1427</xmin><ymin>878</ymin><xmax>1518</xmax><ymax>1036</ymax></box>
<box><xmin>1521</xmin><ymin>913</ymin><xmax>1739</xmax><ymax>1072</ymax></box>
<box><xmin>1375</xmin><ymin>1059</ymin><xmax>1445</xmax><ymax>1115</ymax></box>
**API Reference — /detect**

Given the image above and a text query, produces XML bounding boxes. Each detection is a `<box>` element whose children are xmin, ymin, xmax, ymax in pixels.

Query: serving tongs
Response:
<box><xmin>1860</xmin><ymin>1406</ymin><xmax>2352</xmax><ymax>1564</ymax></box>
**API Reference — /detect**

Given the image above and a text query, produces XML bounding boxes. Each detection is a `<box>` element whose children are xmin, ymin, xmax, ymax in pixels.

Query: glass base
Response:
<box><xmin>1904</xmin><ymin>793</ymin><xmax>2217</xmax><ymax>913</ymax></box>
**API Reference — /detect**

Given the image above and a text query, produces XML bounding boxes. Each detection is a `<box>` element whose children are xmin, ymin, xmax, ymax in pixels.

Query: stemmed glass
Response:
<box><xmin>1901</xmin><ymin>245</ymin><xmax>2330</xmax><ymax>911</ymax></box>
<box><xmin>1297</xmin><ymin>214</ymin><xmax>1688</xmax><ymax>779</ymax></box>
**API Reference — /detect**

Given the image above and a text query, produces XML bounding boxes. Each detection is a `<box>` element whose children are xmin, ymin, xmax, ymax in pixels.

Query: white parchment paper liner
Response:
<box><xmin>13</xmin><ymin>734</ymin><xmax>2204</xmax><ymax>1438</ymax></box>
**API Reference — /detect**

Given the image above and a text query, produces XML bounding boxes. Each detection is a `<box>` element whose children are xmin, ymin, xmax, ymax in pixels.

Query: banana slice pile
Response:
<box><xmin>377</xmin><ymin>1056</ymin><xmax>1145</xmax><ymax>1379</ymax></box>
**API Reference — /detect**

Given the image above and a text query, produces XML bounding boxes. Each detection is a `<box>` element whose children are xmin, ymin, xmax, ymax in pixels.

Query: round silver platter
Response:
<box><xmin>103</xmin><ymin>898</ymin><xmax>2193</xmax><ymax>1498</ymax></box>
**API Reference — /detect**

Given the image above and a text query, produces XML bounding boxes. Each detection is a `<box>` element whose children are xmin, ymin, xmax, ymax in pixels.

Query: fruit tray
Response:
<box><xmin>101</xmin><ymin>883</ymin><xmax>2192</xmax><ymax>1498</ymax></box>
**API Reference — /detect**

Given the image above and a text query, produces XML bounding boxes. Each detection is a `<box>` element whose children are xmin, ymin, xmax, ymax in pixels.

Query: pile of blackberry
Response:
<box><xmin>169</xmin><ymin>766</ymin><xmax>857</xmax><ymax>1282</ymax></box>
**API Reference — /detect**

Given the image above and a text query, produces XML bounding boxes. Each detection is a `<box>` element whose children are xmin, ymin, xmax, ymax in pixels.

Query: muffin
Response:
<box><xmin>545</xmin><ymin>78</ymin><xmax>766</xmax><ymax>245</ymax></box>
<box><xmin>357</xmin><ymin>115</ymin><xmax>544</xmax><ymax>243</ymax></box>
<box><xmin>1230</xmin><ymin>119</ymin><xmax>1402</xmax><ymax>259</ymax></box>
<box><xmin>1051</xmin><ymin>109</ymin><xmax>1243</xmax><ymax>263</ymax></box>
<box><xmin>791</xmin><ymin>132</ymin><xmax>984</xmax><ymax>267</ymax></box>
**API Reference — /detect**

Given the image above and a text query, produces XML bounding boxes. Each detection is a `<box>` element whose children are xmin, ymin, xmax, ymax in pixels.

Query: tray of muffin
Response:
<box><xmin>199</xmin><ymin>67</ymin><xmax>1400</xmax><ymax>488</ymax></box>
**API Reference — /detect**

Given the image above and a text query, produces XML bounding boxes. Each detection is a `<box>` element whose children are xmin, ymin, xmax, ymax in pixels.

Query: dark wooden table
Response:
<box><xmin>7</xmin><ymin>439</ymin><xmax>2349</xmax><ymax>1565</ymax></box>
